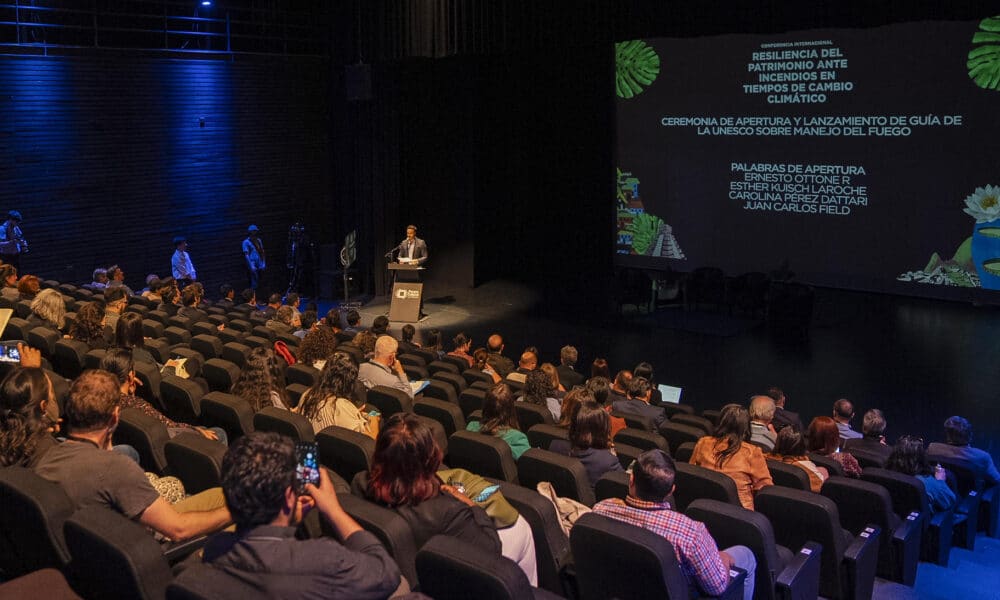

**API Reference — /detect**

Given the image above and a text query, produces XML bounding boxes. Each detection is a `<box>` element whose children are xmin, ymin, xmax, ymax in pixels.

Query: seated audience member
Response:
<box><xmin>556</xmin><ymin>345</ymin><xmax>585</xmax><ymax>390</ymax></box>
<box><xmin>507</xmin><ymin>350</ymin><xmax>538</xmax><ymax>384</ymax></box>
<box><xmin>467</xmin><ymin>383</ymin><xmax>530</xmax><ymax>459</ymax></box>
<box><xmin>928</xmin><ymin>415</ymin><xmax>1000</xmax><ymax>485</ymax></box>
<box><xmin>17</xmin><ymin>274</ymin><xmax>40</xmax><ymax>301</ymax></box>
<box><xmin>102</xmin><ymin>285</ymin><xmax>129</xmax><ymax>332</ymax></box>
<box><xmin>766</xmin><ymin>426</ymin><xmax>827</xmax><ymax>492</ymax></box>
<box><xmin>106</xmin><ymin>264</ymin><xmax>134</xmax><ymax>296</ymax></box>
<box><xmin>396</xmin><ymin>323</ymin><xmax>420</xmax><ymax>355</ymax></box>
<box><xmin>217</xmin><ymin>283</ymin><xmax>235</xmax><ymax>307</ymax></box>
<box><xmin>485</xmin><ymin>333</ymin><xmax>515</xmax><ymax>378</ymax></box>
<box><xmin>0</xmin><ymin>361</ymin><xmax>59</xmax><ymax>467</ymax></box>
<box><xmin>367</xmin><ymin>413</ymin><xmax>537</xmax><ymax>584</ymax></box>
<box><xmin>766</xmin><ymin>386</ymin><xmax>803</xmax><ymax>433</ymax></box>
<box><xmin>297</xmin><ymin>326</ymin><xmax>338</xmax><ymax>370</ymax></box>
<box><xmin>471</xmin><ymin>348</ymin><xmax>502</xmax><ymax>384</ymax></box>
<box><xmin>358</xmin><ymin>335</ymin><xmax>413</xmax><ymax>399</ymax></box>
<box><xmin>833</xmin><ymin>398</ymin><xmax>863</xmax><ymax>441</ymax></box>
<box><xmin>690</xmin><ymin>403</ymin><xmax>773</xmax><ymax>510</ymax></box>
<box><xmin>887</xmin><ymin>435</ymin><xmax>956</xmax><ymax>513</ymax></box>
<box><xmin>1</xmin><ymin>264</ymin><xmax>18</xmax><ymax>300</ymax></box>
<box><xmin>295</xmin><ymin>352</ymin><xmax>379</xmax><ymax>438</ymax></box>
<box><xmin>267</xmin><ymin>305</ymin><xmax>297</xmax><ymax>334</ymax></box>
<box><xmin>748</xmin><ymin>395</ymin><xmax>777</xmax><ymax>452</ymax></box>
<box><xmin>285</xmin><ymin>292</ymin><xmax>301</xmax><ymax>318</ymax></box>
<box><xmin>323</xmin><ymin>307</ymin><xmax>344</xmax><ymax>333</ymax></box>
<box><xmin>611</xmin><ymin>376</ymin><xmax>667</xmax><ymax>429</ymax></box>
<box><xmin>843</xmin><ymin>408</ymin><xmax>893</xmax><ymax>462</ymax></box>
<box><xmin>370</xmin><ymin>315</ymin><xmax>389</xmax><ymax>337</ymax></box>
<box><xmin>633</xmin><ymin>362</ymin><xmax>663</xmax><ymax>406</ymax></box>
<box><xmin>259</xmin><ymin>293</ymin><xmax>282</xmax><ymax>320</ymax></box>
<box><xmin>101</xmin><ymin>348</ymin><xmax>224</xmax><ymax>443</ymax></box>
<box><xmin>295</xmin><ymin>309</ymin><xmax>317</xmax><ymax>339</ymax></box>
<box><xmin>90</xmin><ymin>267</ymin><xmax>109</xmax><ymax>290</ymax></box>
<box><xmin>590</xmin><ymin>357</ymin><xmax>611</xmax><ymax>380</ymax></box>
<box><xmin>557</xmin><ymin>387</ymin><xmax>589</xmax><ymax>428</ymax></box>
<box><xmin>609</xmin><ymin>369</ymin><xmax>632</xmax><ymax>404</ymax></box>
<box><xmin>177</xmin><ymin>285</ymin><xmax>209</xmax><ymax>322</ymax></box>
<box><xmin>114</xmin><ymin>311</ymin><xmax>157</xmax><ymax>365</ymax></box>
<box><xmin>447</xmin><ymin>332</ymin><xmax>475</xmax><ymax>367</ymax></box>
<box><xmin>68</xmin><ymin>301</ymin><xmax>109</xmax><ymax>350</ymax></box>
<box><xmin>141</xmin><ymin>276</ymin><xmax>162</xmax><ymax>302</ymax></box>
<box><xmin>352</xmin><ymin>330</ymin><xmax>378</xmax><ymax>360</ymax></box>
<box><xmin>231</xmin><ymin>347</ymin><xmax>291</xmax><ymax>411</ymax></box>
<box><xmin>156</xmin><ymin>282</ymin><xmax>182</xmax><ymax>317</ymax></box>
<box><xmin>237</xmin><ymin>288</ymin><xmax>257</xmax><ymax>312</ymax></box>
<box><xmin>550</xmin><ymin>400</ymin><xmax>624</xmax><ymax>487</ymax></box>
<box><xmin>34</xmin><ymin>370</ymin><xmax>230</xmax><ymax>540</ymax></box>
<box><xmin>343</xmin><ymin>309</ymin><xmax>363</xmax><ymax>334</ymax></box>
<box><xmin>585</xmin><ymin>377</ymin><xmax>627</xmax><ymax>437</ymax></box>
<box><xmin>593</xmin><ymin>449</ymin><xmax>756</xmax><ymax>600</ymax></box>
<box><xmin>201</xmin><ymin>432</ymin><xmax>402</xmax><ymax>598</ymax></box>
<box><xmin>540</xmin><ymin>362</ymin><xmax>566</xmax><ymax>396</ymax></box>
<box><xmin>28</xmin><ymin>288</ymin><xmax>67</xmax><ymax>331</ymax></box>
<box><xmin>807</xmin><ymin>416</ymin><xmax>862</xmax><ymax>478</ymax></box>
<box><xmin>423</xmin><ymin>328</ymin><xmax>445</xmax><ymax>360</ymax></box>
<box><xmin>521</xmin><ymin>369</ymin><xmax>561</xmax><ymax>421</ymax></box>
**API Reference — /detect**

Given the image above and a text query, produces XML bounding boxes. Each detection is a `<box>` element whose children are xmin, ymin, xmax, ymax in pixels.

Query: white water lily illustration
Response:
<box><xmin>963</xmin><ymin>185</ymin><xmax>1000</xmax><ymax>223</ymax></box>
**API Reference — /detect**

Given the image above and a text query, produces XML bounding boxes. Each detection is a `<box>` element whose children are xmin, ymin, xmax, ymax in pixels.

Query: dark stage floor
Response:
<box><xmin>321</xmin><ymin>279</ymin><xmax>1000</xmax><ymax>466</ymax></box>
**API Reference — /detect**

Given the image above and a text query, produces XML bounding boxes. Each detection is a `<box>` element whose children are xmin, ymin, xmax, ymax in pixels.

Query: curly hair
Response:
<box><xmin>0</xmin><ymin>368</ymin><xmax>55</xmax><ymax>467</ymax></box>
<box><xmin>480</xmin><ymin>382</ymin><xmax>519</xmax><ymax>435</ymax></box>
<box><xmin>297</xmin><ymin>325</ymin><xmax>337</xmax><ymax>366</ymax></box>
<box><xmin>886</xmin><ymin>435</ymin><xmax>933</xmax><ymax>477</ymax></box>
<box><xmin>30</xmin><ymin>288</ymin><xmax>66</xmax><ymax>329</ymax></box>
<box><xmin>367</xmin><ymin>413</ymin><xmax>443</xmax><ymax>507</ymax></box>
<box><xmin>231</xmin><ymin>347</ymin><xmax>289</xmax><ymax>413</ymax></box>
<box><xmin>523</xmin><ymin>369</ymin><xmax>555</xmax><ymax>407</ymax></box>
<box><xmin>299</xmin><ymin>353</ymin><xmax>359</xmax><ymax>421</ymax></box>
<box><xmin>69</xmin><ymin>301</ymin><xmax>107</xmax><ymax>346</ymax></box>
<box><xmin>352</xmin><ymin>330</ymin><xmax>377</xmax><ymax>357</ymax></box>
<box><xmin>221</xmin><ymin>432</ymin><xmax>296</xmax><ymax>531</ymax></box>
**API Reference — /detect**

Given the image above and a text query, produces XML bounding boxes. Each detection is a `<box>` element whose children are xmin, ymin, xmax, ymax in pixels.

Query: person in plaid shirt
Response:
<box><xmin>593</xmin><ymin>449</ymin><xmax>756</xmax><ymax>600</ymax></box>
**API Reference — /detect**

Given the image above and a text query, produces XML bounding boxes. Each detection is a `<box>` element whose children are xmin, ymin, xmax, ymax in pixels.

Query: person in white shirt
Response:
<box><xmin>171</xmin><ymin>237</ymin><xmax>197</xmax><ymax>287</ymax></box>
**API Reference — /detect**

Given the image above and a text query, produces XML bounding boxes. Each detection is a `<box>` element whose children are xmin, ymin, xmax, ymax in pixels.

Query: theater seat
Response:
<box><xmin>190</xmin><ymin>334</ymin><xmax>224</xmax><ymax>360</ymax></box>
<box><xmin>285</xmin><ymin>363</ymin><xmax>319</xmax><ymax>387</ymax></box>
<box><xmin>164</xmin><ymin>433</ymin><xmax>226</xmax><ymax>494</ymax></box>
<box><xmin>459</xmin><ymin>388</ymin><xmax>486</xmax><ymax>419</ymax></box>
<box><xmin>515</xmin><ymin>402</ymin><xmax>555</xmax><ymax>431</ymax></box>
<box><xmin>440</xmin><ymin>354</ymin><xmax>471</xmax><ymax>373</ymax></box>
<box><xmin>493</xmin><ymin>480</ymin><xmax>572</xmax><ymax>596</ymax></box>
<box><xmin>63</xmin><ymin>507</ymin><xmax>174</xmax><ymax>600</ymax></box>
<box><xmin>674</xmin><ymin>441</ymin><xmax>696</xmax><ymax>463</ymax></box>
<box><xmin>52</xmin><ymin>338</ymin><xmax>89</xmax><ymax>379</ymax></box>
<box><xmin>463</xmin><ymin>368</ymin><xmax>494</xmax><ymax>387</ymax></box>
<box><xmin>594</xmin><ymin>470</ymin><xmax>630</xmax><ymax>502</ymax></box>
<box><xmin>432</xmin><ymin>371</ymin><xmax>467</xmax><ymax>396</ymax></box>
<box><xmin>403</xmin><ymin>363</ymin><xmax>430</xmax><ymax>381</ymax></box>
<box><xmin>221</xmin><ymin>341</ymin><xmax>251</xmax><ymax>367</ymax></box>
<box><xmin>448</xmin><ymin>430</ymin><xmax>519</xmax><ymax>483</ymax></box>
<box><xmin>316</xmin><ymin>425</ymin><xmax>376</xmax><ymax>484</ymax></box>
<box><xmin>526</xmin><ymin>424</ymin><xmax>569</xmax><ymax>450</ymax></box>
<box><xmin>253</xmin><ymin>406</ymin><xmax>314</xmax><ymax>442</ymax></box>
<box><xmin>671</xmin><ymin>413</ymin><xmax>714</xmax><ymax>435</ymax></box>
<box><xmin>337</xmin><ymin>494</ymin><xmax>421</xmax><ymax>588</ymax></box>
<box><xmin>367</xmin><ymin>385</ymin><xmax>413</xmax><ymax>416</ymax></box>
<box><xmin>0</xmin><ymin>467</ymin><xmax>75</xmax><ymax>578</ymax></box>
<box><xmin>422</xmin><ymin>380</ymin><xmax>458</xmax><ymax>406</ymax></box>
<box><xmin>160</xmin><ymin>374</ymin><xmax>206</xmax><ymax>424</ymax></box>
<box><xmin>285</xmin><ymin>383</ymin><xmax>309</xmax><ymax>409</ymax></box>
<box><xmin>26</xmin><ymin>327</ymin><xmax>60</xmax><ymax>359</ymax></box>
<box><xmin>203</xmin><ymin>358</ymin><xmax>242</xmax><ymax>393</ymax></box>
<box><xmin>517</xmin><ymin>448</ymin><xmax>595</xmax><ymax>507</ymax></box>
<box><xmin>686</xmin><ymin>498</ymin><xmax>822</xmax><ymax>600</ymax></box>
<box><xmin>416</xmin><ymin>535</ymin><xmax>560</xmax><ymax>600</ymax></box>
<box><xmin>427</xmin><ymin>360</ymin><xmax>460</xmax><ymax>377</ymax></box>
<box><xmin>414</xmin><ymin>397</ymin><xmax>466</xmax><ymax>437</ymax></box>
<box><xmin>861</xmin><ymin>467</ymin><xmax>952</xmax><ymax>566</ymax></box>
<box><xmin>3</xmin><ymin>316</ymin><xmax>32</xmax><ymax>341</ymax></box>
<box><xmin>672</xmin><ymin>462</ymin><xmax>741</xmax><ymax>512</ymax></box>
<box><xmin>657</xmin><ymin>422</ymin><xmax>704</xmax><ymax>455</ymax></box>
<box><xmin>570</xmin><ymin>512</ymin><xmax>746</xmax><ymax>600</ymax></box>
<box><xmin>199</xmin><ymin>392</ymin><xmax>254</xmax><ymax>443</ymax></box>
<box><xmin>612</xmin><ymin>427</ymin><xmax>669</xmax><ymax>453</ymax></box>
<box><xmin>767</xmin><ymin>459</ymin><xmax>811</xmax><ymax>491</ymax></box>
<box><xmin>611</xmin><ymin>411</ymin><xmax>654</xmax><ymax>432</ymax></box>
<box><xmin>0</xmin><ymin>568</ymin><xmax>81</xmax><ymax>599</ymax></box>
<box><xmin>142</xmin><ymin>319</ymin><xmax>165</xmax><ymax>339</ymax></box>
<box><xmin>113</xmin><ymin>408</ymin><xmax>170</xmax><ymax>475</ymax></box>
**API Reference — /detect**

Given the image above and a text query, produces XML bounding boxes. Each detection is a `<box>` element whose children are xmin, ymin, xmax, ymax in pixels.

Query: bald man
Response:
<box><xmin>358</xmin><ymin>335</ymin><xmax>413</xmax><ymax>398</ymax></box>
<box><xmin>486</xmin><ymin>333</ymin><xmax>515</xmax><ymax>377</ymax></box>
<box><xmin>507</xmin><ymin>351</ymin><xmax>538</xmax><ymax>384</ymax></box>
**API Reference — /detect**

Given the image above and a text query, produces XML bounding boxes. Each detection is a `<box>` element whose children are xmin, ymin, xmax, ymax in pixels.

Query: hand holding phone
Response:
<box><xmin>294</xmin><ymin>442</ymin><xmax>321</xmax><ymax>494</ymax></box>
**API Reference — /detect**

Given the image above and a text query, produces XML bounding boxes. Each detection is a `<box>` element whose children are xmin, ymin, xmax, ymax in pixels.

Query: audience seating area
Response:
<box><xmin>1</xmin><ymin>277</ymin><xmax>998</xmax><ymax>599</ymax></box>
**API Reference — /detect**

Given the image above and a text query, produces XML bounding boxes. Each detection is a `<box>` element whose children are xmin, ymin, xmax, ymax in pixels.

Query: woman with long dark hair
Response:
<box><xmin>448</xmin><ymin>332</ymin><xmax>475</xmax><ymax>367</ymax></box>
<box><xmin>0</xmin><ymin>367</ymin><xmax>58</xmax><ymax>467</ymax></box>
<box><xmin>367</xmin><ymin>413</ymin><xmax>537</xmax><ymax>584</ymax></box>
<box><xmin>550</xmin><ymin>399</ymin><xmax>623</xmax><ymax>487</ymax></box>
<box><xmin>466</xmin><ymin>383</ymin><xmax>529</xmax><ymax>459</ymax></box>
<box><xmin>522</xmin><ymin>369</ymin><xmax>561</xmax><ymax>421</ymax></box>
<box><xmin>68</xmin><ymin>301</ymin><xmax>109</xmax><ymax>350</ymax></box>
<box><xmin>690</xmin><ymin>403</ymin><xmax>773</xmax><ymax>510</ymax></box>
<box><xmin>766</xmin><ymin>426</ymin><xmax>827</xmax><ymax>492</ymax></box>
<box><xmin>294</xmin><ymin>352</ymin><xmax>378</xmax><ymax>437</ymax></box>
<box><xmin>231</xmin><ymin>347</ymin><xmax>290</xmax><ymax>412</ymax></box>
<box><xmin>471</xmin><ymin>348</ymin><xmax>501</xmax><ymax>384</ymax></box>
<box><xmin>114</xmin><ymin>311</ymin><xmax>156</xmax><ymax>364</ymax></box>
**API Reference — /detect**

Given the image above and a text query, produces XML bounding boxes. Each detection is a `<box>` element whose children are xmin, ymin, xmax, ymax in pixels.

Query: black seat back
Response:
<box><xmin>337</xmin><ymin>494</ymin><xmax>420</xmax><ymax>588</ymax></box>
<box><xmin>448</xmin><ymin>430</ymin><xmax>519</xmax><ymax>483</ymax></box>
<box><xmin>160</xmin><ymin>374</ymin><xmax>205</xmax><ymax>423</ymax></box>
<box><xmin>52</xmin><ymin>338</ymin><xmax>89</xmax><ymax>379</ymax></box>
<box><xmin>190</xmin><ymin>335</ymin><xmax>223</xmax><ymax>360</ymax></box>
<box><xmin>672</xmin><ymin>462</ymin><xmax>741</xmax><ymax>512</ymax></box>
<box><xmin>671</xmin><ymin>413</ymin><xmax>714</xmax><ymax>435</ymax></box>
<box><xmin>27</xmin><ymin>327</ymin><xmax>60</xmax><ymax>358</ymax></box>
<box><xmin>462</xmin><ymin>368</ymin><xmax>493</xmax><ymax>387</ymax></box>
<box><xmin>366</xmin><ymin>385</ymin><xmax>413</xmax><ymax>416</ymax></box>
<box><xmin>285</xmin><ymin>363</ymin><xmax>320</xmax><ymax>387</ymax></box>
<box><xmin>426</xmin><ymin>360</ymin><xmax>459</xmax><ymax>376</ymax></box>
<box><xmin>199</xmin><ymin>392</ymin><xmax>254</xmax><ymax>443</ymax></box>
<box><xmin>594</xmin><ymin>470</ymin><xmax>631</xmax><ymax>502</ymax></box>
<box><xmin>432</xmin><ymin>371</ymin><xmax>467</xmax><ymax>396</ymax></box>
<box><xmin>494</xmin><ymin>480</ymin><xmax>571</xmax><ymax>595</ymax></box>
<box><xmin>221</xmin><ymin>342</ymin><xmax>251</xmax><ymax>367</ymax></box>
<box><xmin>416</xmin><ymin>534</ymin><xmax>534</xmax><ymax>600</ymax></box>
<box><xmin>316</xmin><ymin>426</ymin><xmax>376</xmax><ymax>484</ymax></box>
<box><xmin>613</xmin><ymin>427</ymin><xmax>669</xmax><ymax>453</ymax></box>
<box><xmin>413</xmin><ymin>397</ymin><xmax>466</xmax><ymax>437</ymax></box>
<box><xmin>113</xmin><ymin>408</ymin><xmax>170</xmax><ymax>474</ymax></box>
<box><xmin>203</xmin><ymin>358</ymin><xmax>242</xmax><ymax>393</ymax></box>
<box><xmin>459</xmin><ymin>388</ymin><xmax>486</xmax><ymax>418</ymax></box>
<box><xmin>809</xmin><ymin>452</ymin><xmax>845</xmax><ymax>477</ymax></box>
<box><xmin>253</xmin><ymin>406</ymin><xmax>315</xmax><ymax>442</ymax></box>
<box><xmin>767</xmin><ymin>459</ymin><xmax>812</xmax><ymax>490</ymax></box>
<box><xmin>422</xmin><ymin>380</ymin><xmax>458</xmax><ymax>406</ymax></box>
<box><xmin>0</xmin><ymin>467</ymin><xmax>75</xmax><ymax>578</ymax></box>
<box><xmin>657</xmin><ymin>422</ymin><xmax>704</xmax><ymax>455</ymax></box>
<box><xmin>164</xmin><ymin>433</ymin><xmax>227</xmax><ymax>494</ymax></box>
<box><xmin>515</xmin><ymin>401</ymin><xmax>555</xmax><ymax>430</ymax></box>
<box><xmin>526</xmin><ymin>424</ymin><xmax>569</xmax><ymax>450</ymax></box>
<box><xmin>517</xmin><ymin>448</ymin><xmax>596</xmax><ymax>507</ymax></box>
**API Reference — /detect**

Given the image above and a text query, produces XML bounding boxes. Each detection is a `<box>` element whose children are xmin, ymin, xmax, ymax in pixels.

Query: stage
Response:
<box><xmin>319</xmin><ymin>280</ymin><xmax>1000</xmax><ymax>466</ymax></box>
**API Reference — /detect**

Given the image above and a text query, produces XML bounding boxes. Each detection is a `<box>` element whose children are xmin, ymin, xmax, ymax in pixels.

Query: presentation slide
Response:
<box><xmin>615</xmin><ymin>17</ymin><xmax>1000</xmax><ymax>301</ymax></box>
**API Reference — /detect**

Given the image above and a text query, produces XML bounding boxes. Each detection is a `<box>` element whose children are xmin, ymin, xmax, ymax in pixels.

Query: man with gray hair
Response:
<box><xmin>843</xmin><ymin>408</ymin><xmax>892</xmax><ymax>463</ymax></box>
<box><xmin>748</xmin><ymin>395</ymin><xmax>777</xmax><ymax>452</ymax></box>
<box><xmin>358</xmin><ymin>335</ymin><xmax>413</xmax><ymax>398</ymax></box>
<box><xmin>556</xmin><ymin>344</ymin><xmax>584</xmax><ymax>389</ymax></box>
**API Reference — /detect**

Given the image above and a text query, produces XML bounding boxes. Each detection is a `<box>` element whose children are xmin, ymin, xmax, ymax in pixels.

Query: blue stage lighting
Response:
<box><xmin>201</xmin><ymin>1</ymin><xmax>212</xmax><ymax>6</ymax></box>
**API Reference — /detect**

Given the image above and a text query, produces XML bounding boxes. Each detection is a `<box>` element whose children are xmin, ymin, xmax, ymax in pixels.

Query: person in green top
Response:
<box><xmin>467</xmin><ymin>382</ymin><xmax>530</xmax><ymax>460</ymax></box>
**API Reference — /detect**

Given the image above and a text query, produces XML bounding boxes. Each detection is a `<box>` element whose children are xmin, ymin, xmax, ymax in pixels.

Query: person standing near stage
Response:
<box><xmin>171</xmin><ymin>237</ymin><xmax>197</xmax><ymax>288</ymax></box>
<box><xmin>242</xmin><ymin>225</ymin><xmax>266</xmax><ymax>291</ymax></box>
<box><xmin>396</xmin><ymin>225</ymin><xmax>428</xmax><ymax>265</ymax></box>
<box><xmin>0</xmin><ymin>210</ymin><xmax>28</xmax><ymax>270</ymax></box>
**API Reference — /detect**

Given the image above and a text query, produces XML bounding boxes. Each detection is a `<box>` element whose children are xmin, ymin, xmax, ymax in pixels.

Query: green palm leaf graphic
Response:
<box><xmin>968</xmin><ymin>16</ymin><xmax>1000</xmax><ymax>90</ymax></box>
<box><xmin>616</xmin><ymin>39</ymin><xmax>660</xmax><ymax>99</ymax></box>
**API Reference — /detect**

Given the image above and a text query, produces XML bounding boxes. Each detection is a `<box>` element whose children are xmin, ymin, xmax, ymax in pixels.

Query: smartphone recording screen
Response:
<box><xmin>294</xmin><ymin>442</ymin><xmax>320</xmax><ymax>493</ymax></box>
